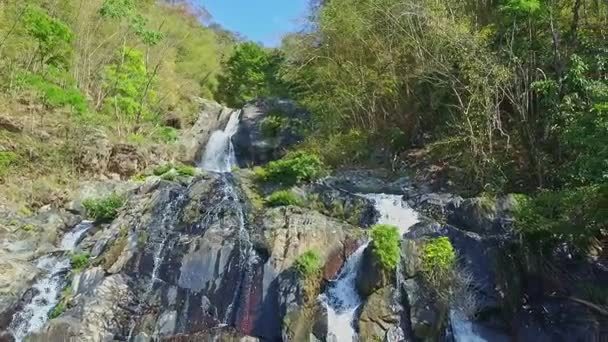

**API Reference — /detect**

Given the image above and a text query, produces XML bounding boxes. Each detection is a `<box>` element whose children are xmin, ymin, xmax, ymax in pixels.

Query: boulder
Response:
<box><xmin>321</xmin><ymin>169</ymin><xmax>411</xmax><ymax>195</ymax></box>
<box><xmin>0</xmin><ymin>116</ymin><xmax>22</xmax><ymax>133</ymax></box>
<box><xmin>77</xmin><ymin>129</ymin><xmax>112</xmax><ymax>175</ymax></box>
<box><xmin>302</xmin><ymin>183</ymin><xmax>379</xmax><ymax>227</ymax></box>
<box><xmin>356</xmin><ymin>245</ymin><xmax>393</xmax><ymax>298</ymax></box>
<box><xmin>107</xmin><ymin>144</ymin><xmax>147</xmax><ymax>178</ymax></box>
<box><xmin>232</xmin><ymin>99</ymin><xmax>308</xmax><ymax>167</ymax></box>
<box><xmin>357</xmin><ymin>286</ymin><xmax>400</xmax><ymax>341</ymax></box>
<box><xmin>402</xmin><ymin>278</ymin><xmax>446</xmax><ymax>340</ymax></box>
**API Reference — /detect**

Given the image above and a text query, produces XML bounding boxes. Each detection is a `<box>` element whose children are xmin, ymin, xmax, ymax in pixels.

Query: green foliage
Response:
<box><xmin>294</xmin><ymin>250</ymin><xmax>323</xmax><ymax>277</ymax></box>
<box><xmin>19</xmin><ymin>73</ymin><xmax>87</xmax><ymax>113</ymax></box>
<box><xmin>306</xmin><ymin>129</ymin><xmax>370</xmax><ymax>167</ymax></box>
<box><xmin>370</xmin><ymin>224</ymin><xmax>401</xmax><ymax>271</ymax></box>
<box><xmin>217</xmin><ymin>42</ymin><xmax>286</xmax><ymax>107</ymax></box>
<box><xmin>131</xmin><ymin>173</ymin><xmax>148</xmax><ymax>182</ymax></box>
<box><xmin>421</xmin><ymin>237</ymin><xmax>456</xmax><ymax>287</ymax></box>
<box><xmin>256</xmin><ymin>151</ymin><xmax>325</xmax><ymax>186</ymax></box>
<box><xmin>175</xmin><ymin>165</ymin><xmax>197</xmax><ymax>177</ymax></box>
<box><xmin>82</xmin><ymin>193</ymin><xmax>125</xmax><ymax>222</ymax></box>
<box><xmin>260</xmin><ymin>116</ymin><xmax>286</xmax><ymax>138</ymax></box>
<box><xmin>153</xmin><ymin>163</ymin><xmax>173</xmax><ymax>176</ymax></box>
<box><xmin>266</xmin><ymin>190</ymin><xmax>303</xmax><ymax>207</ymax></box>
<box><xmin>21</xmin><ymin>224</ymin><xmax>36</xmax><ymax>232</ymax></box>
<box><xmin>0</xmin><ymin>152</ymin><xmax>18</xmax><ymax>176</ymax></box>
<box><xmin>48</xmin><ymin>302</ymin><xmax>66</xmax><ymax>319</ymax></box>
<box><xmin>513</xmin><ymin>184</ymin><xmax>608</xmax><ymax>254</ymax></box>
<box><xmin>103</xmin><ymin>48</ymin><xmax>156</xmax><ymax>124</ymax></box>
<box><xmin>23</xmin><ymin>6</ymin><xmax>73</xmax><ymax>69</ymax></box>
<box><xmin>153</xmin><ymin>126</ymin><xmax>179</xmax><ymax>143</ymax></box>
<box><xmin>70</xmin><ymin>252</ymin><xmax>90</xmax><ymax>271</ymax></box>
<box><xmin>161</xmin><ymin>171</ymin><xmax>177</xmax><ymax>181</ymax></box>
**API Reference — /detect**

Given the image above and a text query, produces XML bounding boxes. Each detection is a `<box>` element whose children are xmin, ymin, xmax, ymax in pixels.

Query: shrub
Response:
<box><xmin>295</xmin><ymin>250</ymin><xmax>323</xmax><ymax>277</ymax></box>
<box><xmin>154</xmin><ymin>126</ymin><xmax>179</xmax><ymax>143</ymax></box>
<box><xmin>0</xmin><ymin>152</ymin><xmax>18</xmax><ymax>175</ymax></box>
<box><xmin>161</xmin><ymin>172</ymin><xmax>177</xmax><ymax>181</ymax></box>
<box><xmin>421</xmin><ymin>237</ymin><xmax>456</xmax><ymax>287</ymax></box>
<box><xmin>131</xmin><ymin>173</ymin><xmax>148</xmax><ymax>182</ymax></box>
<box><xmin>70</xmin><ymin>252</ymin><xmax>90</xmax><ymax>271</ymax></box>
<box><xmin>256</xmin><ymin>151</ymin><xmax>325</xmax><ymax>186</ymax></box>
<box><xmin>82</xmin><ymin>193</ymin><xmax>125</xmax><ymax>222</ymax></box>
<box><xmin>176</xmin><ymin>165</ymin><xmax>197</xmax><ymax>177</ymax></box>
<box><xmin>260</xmin><ymin>116</ymin><xmax>285</xmax><ymax>138</ymax></box>
<box><xmin>48</xmin><ymin>302</ymin><xmax>66</xmax><ymax>319</ymax></box>
<box><xmin>153</xmin><ymin>163</ymin><xmax>173</xmax><ymax>176</ymax></box>
<box><xmin>370</xmin><ymin>224</ymin><xmax>401</xmax><ymax>271</ymax></box>
<box><xmin>266</xmin><ymin>190</ymin><xmax>303</xmax><ymax>207</ymax></box>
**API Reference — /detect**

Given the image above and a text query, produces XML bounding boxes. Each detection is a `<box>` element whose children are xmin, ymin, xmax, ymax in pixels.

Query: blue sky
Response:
<box><xmin>200</xmin><ymin>0</ymin><xmax>308</xmax><ymax>47</ymax></box>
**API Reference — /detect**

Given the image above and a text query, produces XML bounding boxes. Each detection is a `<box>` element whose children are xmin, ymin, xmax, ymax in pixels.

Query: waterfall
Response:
<box><xmin>9</xmin><ymin>221</ymin><xmax>93</xmax><ymax>341</ymax></box>
<box><xmin>200</xmin><ymin>109</ymin><xmax>241</xmax><ymax>172</ymax></box>
<box><xmin>450</xmin><ymin>310</ymin><xmax>488</xmax><ymax>342</ymax></box>
<box><xmin>321</xmin><ymin>194</ymin><xmax>419</xmax><ymax>341</ymax></box>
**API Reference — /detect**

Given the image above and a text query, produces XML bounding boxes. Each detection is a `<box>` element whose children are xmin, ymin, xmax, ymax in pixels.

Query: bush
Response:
<box><xmin>421</xmin><ymin>237</ymin><xmax>456</xmax><ymax>287</ymax></box>
<box><xmin>260</xmin><ymin>115</ymin><xmax>286</xmax><ymax>138</ymax></box>
<box><xmin>154</xmin><ymin>126</ymin><xmax>179</xmax><ymax>143</ymax></box>
<box><xmin>48</xmin><ymin>302</ymin><xmax>66</xmax><ymax>319</ymax></box>
<box><xmin>70</xmin><ymin>252</ymin><xmax>90</xmax><ymax>271</ymax></box>
<box><xmin>256</xmin><ymin>151</ymin><xmax>325</xmax><ymax>186</ymax></box>
<box><xmin>370</xmin><ymin>224</ymin><xmax>401</xmax><ymax>271</ymax></box>
<box><xmin>513</xmin><ymin>184</ymin><xmax>608</xmax><ymax>254</ymax></box>
<box><xmin>266</xmin><ymin>190</ymin><xmax>303</xmax><ymax>207</ymax></box>
<box><xmin>294</xmin><ymin>250</ymin><xmax>323</xmax><ymax>277</ymax></box>
<box><xmin>0</xmin><ymin>152</ymin><xmax>18</xmax><ymax>175</ymax></box>
<box><xmin>82</xmin><ymin>193</ymin><xmax>125</xmax><ymax>222</ymax></box>
<box><xmin>153</xmin><ymin>163</ymin><xmax>173</xmax><ymax>176</ymax></box>
<box><xmin>176</xmin><ymin>165</ymin><xmax>197</xmax><ymax>177</ymax></box>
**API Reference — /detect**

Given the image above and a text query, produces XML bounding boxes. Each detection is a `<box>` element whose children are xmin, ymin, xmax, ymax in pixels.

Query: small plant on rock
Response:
<box><xmin>294</xmin><ymin>250</ymin><xmax>323</xmax><ymax>278</ymax></box>
<box><xmin>176</xmin><ymin>164</ymin><xmax>197</xmax><ymax>177</ymax></box>
<box><xmin>421</xmin><ymin>237</ymin><xmax>456</xmax><ymax>288</ymax></box>
<box><xmin>82</xmin><ymin>193</ymin><xmax>125</xmax><ymax>222</ymax></box>
<box><xmin>153</xmin><ymin>163</ymin><xmax>174</xmax><ymax>176</ymax></box>
<box><xmin>266</xmin><ymin>190</ymin><xmax>303</xmax><ymax>207</ymax></box>
<box><xmin>70</xmin><ymin>252</ymin><xmax>90</xmax><ymax>272</ymax></box>
<box><xmin>260</xmin><ymin>115</ymin><xmax>286</xmax><ymax>138</ymax></box>
<box><xmin>370</xmin><ymin>224</ymin><xmax>401</xmax><ymax>271</ymax></box>
<box><xmin>256</xmin><ymin>151</ymin><xmax>325</xmax><ymax>186</ymax></box>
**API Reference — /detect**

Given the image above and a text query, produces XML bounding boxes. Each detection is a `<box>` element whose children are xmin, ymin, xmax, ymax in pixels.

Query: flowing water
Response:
<box><xmin>322</xmin><ymin>194</ymin><xmax>419</xmax><ymax>341</ymax></box>
<box><xmin>9</xmin><ymin>221</ymin><xmax>93</xmax><ymax>341</ymax></box>
<box><xmin>200</xmin><ymin>109</ymin><xmax>241</xmax><ymax>172</ymax></box>
<box><xmin>450</xmin><ymin>310</ymin><xmax>488</xmax><ymax>342</ymax></box>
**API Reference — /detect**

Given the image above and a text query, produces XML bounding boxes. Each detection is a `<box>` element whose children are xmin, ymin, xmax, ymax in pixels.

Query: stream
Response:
<box><xmin>8</xmin><ymin>221</ymin><xmax>93</xmax><ymax>341</ymax></box>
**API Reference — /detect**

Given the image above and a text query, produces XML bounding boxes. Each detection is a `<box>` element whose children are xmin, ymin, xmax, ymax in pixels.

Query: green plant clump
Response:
<box><xmin>70</xmin><ymin>252</ymin><xmax>90</xmax><ymax>271</ymax></box>
<box><xmin>370</xmin><ymin>224</ymin><xmax>401</xmax><ymax>271</ymax></box>
<box><xmin>153</xmin><ymin>163</ymin><xmax>174</xmax><ymax>176</ymax></box>
<box><xmin>176</xmin><ymin>164</ymin><xmax>197</xmax><ymax>177</ymax></box>
<box><xmin>260</xmin><ymin>115</ymin><xmax>286</xmax><ymax>138</ymax></box>
<box><xmin>421</xmin><ymin>237</ymin><xmax>456</xmax><ymax>287</ymax></box>
<box><xmin>48</xmin><ymin>302</ymin><xmax>66</xmax><ymax>319</ymax></box>
<box><xmin>82</xmin><ymin>193</ymin><xmax>125</xmax><ymax>222</ymax></box>
<box><xmin>266</xmin><ymin>190</ymin><xmax>303</xmax><ymax>207</ymax></box>
<box><xmin>256</xmin><ymin>151</ymin><xmax>325</xmax><ymax>186</ymax></box>
<box><xmin>294</xmin><ymin>250</ymin><xmax>323</xmax><ymax>277</ymax></box>
<box><xmin>0</xmin><ymin>152</ymin><xmax>18</xmax><ymax>175</ymax></box>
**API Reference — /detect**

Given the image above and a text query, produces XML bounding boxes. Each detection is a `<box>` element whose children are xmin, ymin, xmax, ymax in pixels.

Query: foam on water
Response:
<box><xmin>200</xmin><ymin>109</ymin><xmax>241</xmax><ymax>172</ymax></box>
<box><xmin>9</xmin><ymin>221</ymin><xmax>93</xmax><ymax>341</ymax></box>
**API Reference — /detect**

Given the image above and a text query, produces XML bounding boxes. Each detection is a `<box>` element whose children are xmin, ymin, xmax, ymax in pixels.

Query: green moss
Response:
<box><xmin>370</xmin><ymin>224</ymin><xmax>401</xmax><ymax>271</ymax></box>
<box><xmin>421</xmin><ymin>237</ymin><xmax>456</xmax><ymax>287</ymax></box>
<box><xmin>21</xmin><ymin>224</ymin><xmax>36</xmax><ymax>232</ymax></box>
<box><xmin>82</xmin><ymin>193</ymin><xmax>125</xmax><ymax>222</ymax></box>
<box><xmin>131</xmin><ymin>173</ymin><xmax>148</xmax><ymax>182</ymax></box>
<box><xmin>294</xmin><ymin>250</ymin><xmax>323</xmax><ymax>277</ymax></box>
<box><xmin>161</xmin><ymin>172</ymin><xmax>177</xmax><ymax>181</ymax></box>
<box><xmin>70</xmin><ymin>252</ymin><xmax>90</xmax><ymax>271</ymax></box>
<box><xmin>266</xmin><ymin>190</ymin><xmax>303</xmax><ymax>207</ymax></box>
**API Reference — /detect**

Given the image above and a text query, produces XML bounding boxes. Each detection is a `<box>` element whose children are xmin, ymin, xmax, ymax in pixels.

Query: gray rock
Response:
<box><xmin>357</xmin><ymin>286</ymin><xmax>400</xmax><ymax>341</ymax></box>
<box><xmin>0</xmin><ymin>116</ymin><xmax>22</xmax><ymax>133</ymax></box>
<box><xmin>72</xmin><ymin>267</ymin><xmax>105</xmax><ymax>296</ymax></box>
<box><xmin>322</xmin><ymin>169</ymin><xmax>411</xmax><ymax>195</ymax></box>
<box><xmin>356</xmin><ymin>245</ymin><xmax>392</xmax><ymax>298</ymax></box>
<box><xmin>155</xmin><ymin>311</ymin><xmax>177</xmax><ymax>337</ymax></box>
<box><xmin>232</xmin><ymin>99</ymin><xmax>308</xmax><ymax>167</ymax></box>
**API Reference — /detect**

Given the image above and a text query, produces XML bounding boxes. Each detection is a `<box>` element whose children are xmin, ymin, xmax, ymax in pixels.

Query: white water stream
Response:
<box><xmin>9</xmin><ymin>221</ymin><xmax>93</xmax><ymax>341</ymax></box>
<box><xmin>322</xmin><ymin>194</ymin><xmax>419</xmax><ymax>342</ymax></box>
<box><xmin>200</xmin><ymin>109</ymin><xmax>241</xmax><ymax>172</ymax></box>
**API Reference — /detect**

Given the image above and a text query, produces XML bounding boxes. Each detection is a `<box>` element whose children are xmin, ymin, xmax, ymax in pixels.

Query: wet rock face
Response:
<box><xmin>356</xmin><ymin>246</ymin><xmax>392</xmax><ymax>298</ymax></box>
<box><xmin>357</xmin><ymin>286</ymin><xmax>401</xmax><ymax>341</ymax></box>
<box><xmin>232</xmin><ymin>99</ymin><xmax>308</xmax><ymax>167</ymax></box>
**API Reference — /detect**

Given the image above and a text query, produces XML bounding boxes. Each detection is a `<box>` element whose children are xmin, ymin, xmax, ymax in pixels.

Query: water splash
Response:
<box><xmin>9</xmin><ymin>221</ymin><xmax>93</xmax><ymax>341</ymax></box>
<box><xmin>450</xmin><ymin>310</ymin><xmax>487</xmax><ymax>342</ymax></box>
<box><xmin>322</xmin><ymin>194</ymin><xmax>418</xmax><ymax>341</ymax></box>
<box><xmin>200</xmin><ymin>110</ymin><xmax>241</xmax><ymax>172</ymax></box>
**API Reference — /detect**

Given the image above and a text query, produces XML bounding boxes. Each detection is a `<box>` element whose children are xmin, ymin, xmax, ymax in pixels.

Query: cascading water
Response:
<box><xmin>200</xmin><ymin>109</ymin><xmax>241</xmax><ymax>172</ymax></box>
<box><xmin>450</xmin><ymin>310</ymin><xmax>488</xmax><ymax>342</ymax></box>
<box><xmin>321</xmin><ymin>194</ymin><xmax>419</xmax><ymax>341</ymax></box>
<box><xmin>9</xmin><ymin>221</ymin><xmax>93</xmax><ymax>341</ymax></box>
